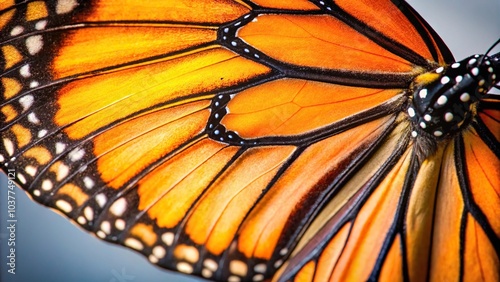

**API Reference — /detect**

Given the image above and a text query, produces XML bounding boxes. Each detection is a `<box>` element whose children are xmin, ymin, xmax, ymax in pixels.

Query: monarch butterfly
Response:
<box><xmin>0</xmin><ymin>0</ymin><xmax>498</xmax><ymax>282</ymax></box>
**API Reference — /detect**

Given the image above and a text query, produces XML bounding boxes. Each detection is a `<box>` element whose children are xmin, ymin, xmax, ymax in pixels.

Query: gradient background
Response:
<box><xmin>1</xmin><ymin>1</ymin><xmax>499</xmax><ymax>281</ymax></box>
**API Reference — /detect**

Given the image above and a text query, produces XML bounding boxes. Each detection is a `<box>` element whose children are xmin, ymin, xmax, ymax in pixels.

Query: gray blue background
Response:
<box><xmin>1</xmin><ymin>1</ymin><xmax>499</xmax><ymax>281</ymax></box>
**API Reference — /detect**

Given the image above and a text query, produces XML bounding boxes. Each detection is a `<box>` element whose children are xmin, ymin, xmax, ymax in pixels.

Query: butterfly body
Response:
<box><xmin>0</xmin><ymin>1</ymin><xmax>499</xmax><ymax>282</ymax></box>
<box><xmin>408</xmin><ymin>54</ymin><xmax>499</xmax><ymax>140</ymax></box>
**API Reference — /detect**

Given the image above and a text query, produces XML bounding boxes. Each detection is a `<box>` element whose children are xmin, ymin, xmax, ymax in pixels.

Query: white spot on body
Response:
<box><xmin>435</xmin><ymin>66</ymin><xmax>444</xmax><ymax>73</ymax></box>
<box><xmin>440</xmin><ymin>76</ymin><xmax>450</xmax><ymax>84</ymax></box>
<box><xmin>419</xmin><ymin>122</ymin><xmax>426</xmax><ymax>129</ymax></box>
<box><xmin>437</xmin><ymin>95</ymin><xmax>448</xmax><ymax>105</ymax></box>
<box><xmin>451</xmin><ymin>63</ymin><xmax>460</xmax><ymax>68</ymax></box>
<box><xmin>55</xmin><ymin>200</ymin><xmax>73</xmax><ymax>213</ymax></box>
<box><xmin>411</xmin><ymin>131</ymin><xmax>418</xmax><ymax>138</ymax></box>
<box><xmin>471</xmin><ymin>67</ymin><xmax>479</xmax><ymax>76</ymax></box>
<box><xmin>468</xmin><ymin>58</ymin><xmax>477</xmax><ymax>65</ymax></box>
<box><xmin>445</xmin><ymin>112</ymin><xmax>454</xmax><ymax>122</ymax></box>
<box><xmin>460</xmin><ymin>93</ymin><xmax>470</xmax><ymax>102</ymax></box>
<box><xmin>419</xmin><ymin>89</ymin><xmax>427</xmax><ymax>99</ymax></box>
<box><xmin>434</xmin><ymin>130</ymin><xmax>443</xmax><ymax>137</ymax></box>
<box><xmin>424</xmin><ymin>114</ymin><xmax>431</xmax><ymax>122</ymax></box>
<box><xmin>407</xmin><ymin>107</ymin><xmax>415</xmax><ymax>117</ymax></box>
<box><xmin>455</xmin><ymin>76</ymin><xmax>463</xmax><ymax>83</ymax></box>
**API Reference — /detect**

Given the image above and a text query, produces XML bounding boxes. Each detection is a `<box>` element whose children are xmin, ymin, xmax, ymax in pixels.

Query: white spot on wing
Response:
<box><xmin>56</xmin><ymin>163</ymin><xmax>69</xmax><ymax>180</ymax></box>
<box><xmin>56</xmin><ymin>0</ymin><xmax>79</xmax><ymax>14</ymax></box>
<box><xmin>41</xmin><ymin>179</ymin><xmax>53</xmax><ymax>191</ymax></box>
<box><xmin>35</xmin><ymin>20</ymin><xmax>48</xmax><ymax>30</ymax></box>
<box><xmin>77</xmin><ymin>216</ymin><xmax>86</xmax><ymax>224</ymax></box>
<box><xmin>124</xmin><ymin>238</ymin><xmax>144</xmax><ymax>251</ymax></box>
<box><xmin>177</xmin><ymin>262</ymin><xmax>193</xmax><ymax>274</ymax></box>
<box><xmin>68</xmin><ymin>148</ymin><xmax>85</xmax><ymax>162</ymax></box>
<box><xmin>19</xmin><ymin>95</ymin><xmax>34</xmax><ymax>110</ymax></box>
<box><xmin>26</xmin><ymin>35</ymin><xmax>43</xmax><ymax>55</ymax></box>
<box><xmin>28</xmin><ymin>113</ymin><xmax>40</xmax><ymax>124</ymax></box>
<box><xmin>37</xmin><ymin>129</ymin><xmax>48</xmax><ymax>138</ymax></box>
<box><xmin>100</xmin><ymin>221</ymin><xmax>111</xmax><ymax>234</ymax></box>
<box><xmin>10</xmin><ymin>26</ymin><xmax>24</xmax><ymax>36</ymax></box>
<box><xmin>110</xmin><ymin>197</ymin><xmax>127</xmax><ymax>217</ymax></box>
<box><xmin>204</xmin><ymin>259</ymin><xmax>218</xmax><ymax>271</ymax></box>
<box><xmin>17</xmin><ymin>173</ymin><xmax>26</xmax><ymax>184</ymax></box>
<box><xmin>84</xmin><ymin>206</ymin><xmax>94</xmax><ymax>221</ymax></box>
<box><xmin>25</xmin><ymin>165</ymin><xmax>37</xmax><ymax>176</ymax></box>
<box><xmin>95</xmin><ymin>193</ymin><xmax>107</xmax><ymax>207</ymax></box>
<box><xmin>55</xmin><ymin>142</ymin><xmax>66</xmax><ymax>154</ymax></box>
<box><xmin>161</xmin><ymin>232</ymin><xmax>174</xmax><ymax>246</ymax></box>
<box><xmin>152</xmin><ymin>246</ymin><xmax>166</xmax><ymax>259</ymax></box>
<box><xmin>3</xmin><ymin>138</ymin><xmax>14</xmax><ymax>156</ymax></box>
<box><xmin>115</xmin><ymin>219</ymin><xmax>126</xmax><ymax>230</ymax></box>
<box><xmin>56</xmin><ymin>200</ymin><xmax>73</xmax><ymax>213</ymax></box>
<box><xmin>83</xmin><ymin>176</ymin><xmax>95</xmax><ymax>189</ymax></box>
<box><xmin>20</xmin><ymin>64</ymin><xmax>31</xmax><ymax>77</ymax></box>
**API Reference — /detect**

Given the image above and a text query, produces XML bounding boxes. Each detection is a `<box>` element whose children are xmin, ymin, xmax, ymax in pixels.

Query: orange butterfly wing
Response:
<box><xmin>0</xmin><ymin>1</ymin><xmax>498</xmax><ymax>282</ymax></box>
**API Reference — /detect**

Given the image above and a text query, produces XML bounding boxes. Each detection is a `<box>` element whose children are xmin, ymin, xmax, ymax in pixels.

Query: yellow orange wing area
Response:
<box><xmin>0</xmin><ymin>1</ymin><xmax>477</xmax><ymax>282</ymax></box>
<box><xmin>272</xmin><ymin>113</ymin><xmax>500</xmax><ymax>282</ymax></box>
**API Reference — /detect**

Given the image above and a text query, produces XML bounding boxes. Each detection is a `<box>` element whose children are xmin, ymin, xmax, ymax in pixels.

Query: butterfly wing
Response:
<box><xmin>1</xmin><ymin>1</ymin><xmax>498</xmax><ymax>282</ymax></box>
